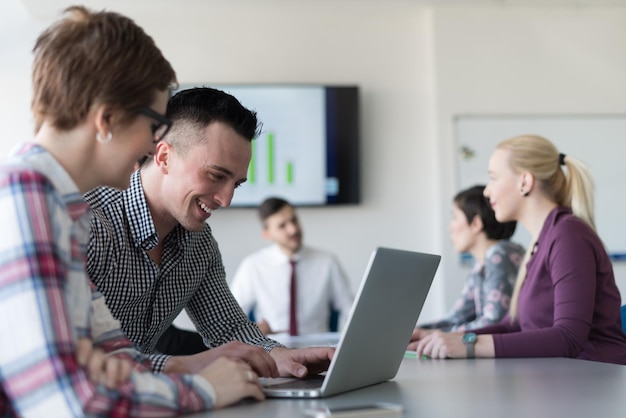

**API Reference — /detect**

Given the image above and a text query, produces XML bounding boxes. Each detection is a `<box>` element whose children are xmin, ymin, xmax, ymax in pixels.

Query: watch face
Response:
<box><xmin>463</xmin><ymin>333</ymin><xmax>477</xmax><ymax>344</ymax></box>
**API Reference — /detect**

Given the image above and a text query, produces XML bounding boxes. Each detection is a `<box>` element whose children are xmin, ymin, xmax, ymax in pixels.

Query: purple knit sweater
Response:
<box><xmin>474</xmin><ymin>207</ymin><xmax>626</xmax><ymax>365</ymax></box>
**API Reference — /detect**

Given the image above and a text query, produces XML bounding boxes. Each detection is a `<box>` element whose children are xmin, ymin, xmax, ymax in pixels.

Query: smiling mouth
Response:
<box><xmin>196</xmin><ymin>199</ymin><xmax>214</xmax><ymax>215</ymax></box>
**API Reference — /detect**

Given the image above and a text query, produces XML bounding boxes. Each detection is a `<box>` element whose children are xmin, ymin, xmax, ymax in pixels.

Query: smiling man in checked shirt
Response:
<box><xmin>85</xmin><ymin>87</ymin><xmax>334</xmax><ymax>379</ymax></box>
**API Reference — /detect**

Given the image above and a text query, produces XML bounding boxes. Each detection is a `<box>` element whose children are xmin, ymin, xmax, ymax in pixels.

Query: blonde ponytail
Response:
<box><xmin>562</xmin><ymin>156</ymin><xmax>596</xmax><ymax>232</ymax></box>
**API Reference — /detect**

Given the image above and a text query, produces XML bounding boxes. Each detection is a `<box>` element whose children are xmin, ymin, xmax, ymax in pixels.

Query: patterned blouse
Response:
<box><xmin>421</xmin><ymin>240</ymin><xmax>525</xmax><ymax>331</ymax></box>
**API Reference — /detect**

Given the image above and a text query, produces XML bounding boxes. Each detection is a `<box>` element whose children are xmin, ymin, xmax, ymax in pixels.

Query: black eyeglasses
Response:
<box><xmin>137</xmin><ymin>107</ymin><xmax>172</xmax><ymax>143</ymax></box>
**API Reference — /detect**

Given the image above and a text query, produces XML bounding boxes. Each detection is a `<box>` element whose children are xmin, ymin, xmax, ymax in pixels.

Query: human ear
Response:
<box><xmin>93</xmin><ymin>104</ymin><xmax>113</xmax><ymax>139</ymax></box>
<box><xmin>519</xmin><ymin>172</ymin><xmax>534</xmax><ymax>197</ymax></box>
<box><xmin>470</xmin><ymin>215</ymin><xmax>484</xmax><ymax>233</ymax></box>
<box><xmin>154</xmin><ymin>142</ymin><xmax>172</xmax><ymax>173</ymax></box>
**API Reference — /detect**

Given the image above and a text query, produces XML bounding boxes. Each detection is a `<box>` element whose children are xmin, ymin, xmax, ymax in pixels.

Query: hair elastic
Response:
<box><xmin>558</xmin><ymin>153</ymin><xmax>566</xmax><ymax>166</ymax></box>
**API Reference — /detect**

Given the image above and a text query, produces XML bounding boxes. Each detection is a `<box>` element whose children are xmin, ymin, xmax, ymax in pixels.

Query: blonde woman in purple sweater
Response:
<box><xmin>416</xmin><ymin>135</ymin><xmax>626</xmax><ymax>365</ymax></box>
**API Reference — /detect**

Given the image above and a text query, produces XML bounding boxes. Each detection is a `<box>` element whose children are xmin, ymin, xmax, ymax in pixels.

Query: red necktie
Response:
<box><xmin>289</xmin><ymin>259</ymin><xmax>298</xmax><ymax>336</ymax></box>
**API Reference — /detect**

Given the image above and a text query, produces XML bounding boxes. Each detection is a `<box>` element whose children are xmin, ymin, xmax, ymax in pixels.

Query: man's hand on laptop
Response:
<box><xmin>164</xmin><ymin>341</ymin><xmax>280</xmax><ymax>377</ymax></box>
<box><xmin>269</xmin><ymin>346</ymin><xmax>334</xmax><ymax>378</ymax></box>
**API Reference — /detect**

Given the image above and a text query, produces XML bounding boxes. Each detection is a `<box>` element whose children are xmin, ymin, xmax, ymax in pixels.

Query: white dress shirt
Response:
<box><xmin>230</xmin><ymin>245</ymin><xmax>354</xmax><ymax>334</ymax></box>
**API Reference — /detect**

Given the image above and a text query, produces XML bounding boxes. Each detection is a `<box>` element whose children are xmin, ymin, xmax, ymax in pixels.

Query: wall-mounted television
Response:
<box><xmin>177</xmin><ymin>84</ymin><xmax>360</xmax><ymax>207</ymax></box>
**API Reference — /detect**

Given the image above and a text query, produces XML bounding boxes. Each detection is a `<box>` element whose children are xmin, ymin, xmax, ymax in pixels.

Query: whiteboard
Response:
<box><xmin>454</xmin><ymin>115</ymin><xmax>626</xmax><ymax>259</ymax></box>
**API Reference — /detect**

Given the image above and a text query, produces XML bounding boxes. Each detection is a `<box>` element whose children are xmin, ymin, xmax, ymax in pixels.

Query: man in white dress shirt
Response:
<box><xmin>230</xmin><ymin>197</ymin><xmax>354</xmax><ymax>335</ymax></box>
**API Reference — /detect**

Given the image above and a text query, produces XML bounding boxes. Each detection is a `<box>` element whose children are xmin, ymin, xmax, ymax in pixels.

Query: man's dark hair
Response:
<box><xmin>258</xmin><ymin>196</ymin><xmax>291</xmax><ymax>225</ymax></box>
<box><xmin>454</xmin><ymin>185</ymin><xmax>516</xmax><ymax>240</ymax></box>
<box><xmin>163</xmin><ymin>86</ymin><xmax>262</xmax><ymax>155</ymax></box>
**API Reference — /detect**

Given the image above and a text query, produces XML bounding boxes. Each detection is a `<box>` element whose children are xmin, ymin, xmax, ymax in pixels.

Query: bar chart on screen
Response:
<box><xmin>247</xmin><ymin>132</ymin><xmax>301</xmax><ymax>187</ymax></box>
<box><xmin>222</xmin><ymin>85</ymin><xmax>327</xmax><ymax>206</ymax></box>
<box><xmin>240</xmin><ymin>127</ymin><xmax>327</xmax><ymax>205</ymax></box>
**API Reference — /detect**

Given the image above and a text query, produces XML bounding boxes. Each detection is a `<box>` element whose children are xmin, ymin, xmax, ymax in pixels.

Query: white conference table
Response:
<box><xmin>187</xmin><ymin>333</ymin><xmax>626</xmax><ymax>418</ymax></box>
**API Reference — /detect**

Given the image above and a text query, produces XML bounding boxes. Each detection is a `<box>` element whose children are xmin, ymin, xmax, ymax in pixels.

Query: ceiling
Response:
<box><xmin>17</xmin><ymin>0</ymin><xmax>626</xmax><ymax>21</ymax></box>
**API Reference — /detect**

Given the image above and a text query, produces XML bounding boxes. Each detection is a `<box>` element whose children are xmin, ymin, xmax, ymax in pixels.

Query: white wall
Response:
<box><xmin>3</xmin><ymin>0</ymin><xmax>626</xmax><ymax>324</ymax></box>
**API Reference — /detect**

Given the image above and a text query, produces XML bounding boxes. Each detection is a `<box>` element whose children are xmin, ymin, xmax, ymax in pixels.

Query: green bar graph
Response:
<box><xmin>248</xmin><ymin>139</ymin><xmax>256</xmax><ymax>184</ymax></box>
<box><xmin>267</xmin><ymin>132</ymin><xmax>275</xmax><ymax>184</ymax></box>
<box><xmin>246</xmin><ymin>131</ymin><xmax>294</xmax><ymax>186</ymax></box>
<box><xmin>286</xmin><ymin>161</ymin><xmax>294</xmax><ymax>184</ymax></box>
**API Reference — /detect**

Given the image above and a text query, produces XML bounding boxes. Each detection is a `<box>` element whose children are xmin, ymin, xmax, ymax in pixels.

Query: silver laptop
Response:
<box><xmin>261</xmin><ymin>247</ymin><xmax>440</xmax><ymax>398</ymax></box>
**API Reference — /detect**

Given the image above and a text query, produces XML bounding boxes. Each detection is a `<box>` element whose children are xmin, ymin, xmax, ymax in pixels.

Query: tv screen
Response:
<box><xmin>177</xmin><ymin>84</ymin><xmax>360</xmax><ymax>207</ymax></box>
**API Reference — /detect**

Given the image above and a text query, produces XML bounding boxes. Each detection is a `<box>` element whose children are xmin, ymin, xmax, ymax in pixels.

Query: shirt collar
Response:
<box><xmin>123</xmin><ymin>170</ymin><xmax>192</xmax><ymax>251</ymax></box>
<box><xmin>269</xmin><ymin>243</ymin><xmax>303</xmax><ymax>263</ymax></box>
<box><xmin>124</xmin><ymin>170</ymin><xmax>160</xmax><ymax>249</ymax></box>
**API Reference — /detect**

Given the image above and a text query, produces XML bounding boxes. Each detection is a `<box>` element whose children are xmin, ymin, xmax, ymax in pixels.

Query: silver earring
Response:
<box><xmin>96</xmin><ymin>131</ymin><xmax>112</xmax><ymax>143</ymax></box>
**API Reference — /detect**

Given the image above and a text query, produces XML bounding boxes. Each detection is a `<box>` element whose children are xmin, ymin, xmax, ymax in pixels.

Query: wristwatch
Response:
<box><xmin>462</xmin><ymin>332</ymin><xmax>477</xmax><ymax>359</ymax></box>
